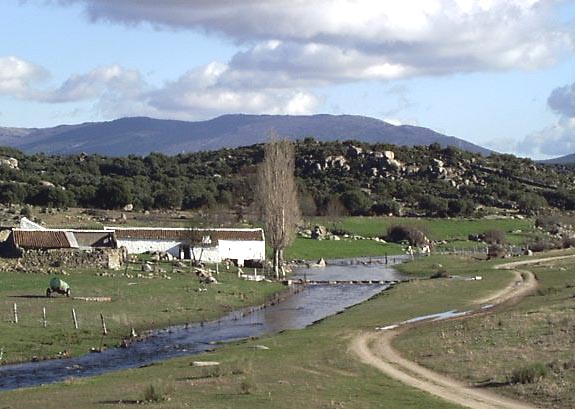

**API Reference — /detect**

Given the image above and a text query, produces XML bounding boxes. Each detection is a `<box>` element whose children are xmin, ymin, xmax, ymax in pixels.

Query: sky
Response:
<box><xmin>0</xmin><ymin>0</ymin><xmax>574</xmax><ymax>159</ymax></box>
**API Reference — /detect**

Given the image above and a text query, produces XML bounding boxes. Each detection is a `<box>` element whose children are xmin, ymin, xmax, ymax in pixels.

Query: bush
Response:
<box><xmin>341</xmin><ymin>190</ymin><xmax>372</xmax><ymax>216</ymax></box>
<box><xmin>19</xmin><ymin>206</ymin><xmax>31</xmax><ymax>218</ymax></box>
<box><xmin>142</xmin><ymin>382</ymin><xmax>173</xmax><ymax>402</ymax></box>
<box><xmin>482</xmin><ymin>230</ymin><xmax>506</xmax><ymax>245</ymax></box>
<box><xmin>562</xmin><ymin>236</ymin><xmax>575</xmax><ymax>249</ymax></box>
<box><xmin>509</xmin><ymin>363</ymin><xmax>548</xmax><ymax>384</ymax></box>
<box><xmin>418</xmin><ymin>195</ymin><xmax>448</xmax><ymax>217</ymax></box>
<box><xmin>240</xmin><ymin>378</ymin><xmax>257</xmax><ymax>395</ymax></box>
<box><xmin>529</xmin><ymin>238</ymin><xmax>562</xmax><ymax>253</ymax></box>
<box><xmin>371</xmin><ymin>199</ymin><xmax>400</xmax><ymax>216</ymax></box>
<box><xmin>430</xmin><ymin>270</ymin><xmax>449</xmax><ymax>279</ymax></box>
<box><xmin>386</xmin><ymin>225</ymin><xmax>428</xmax><ymax>246</ymax></box>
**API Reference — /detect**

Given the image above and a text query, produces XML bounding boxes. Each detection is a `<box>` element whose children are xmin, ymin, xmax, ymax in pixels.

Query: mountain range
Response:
<box><xmin>2</xmin><ymin>114</ymin><xmax>494</xmax><ymax>157</ymax></box>
<box><xmin>539</xmin><ymin>154</ymin><xmax>575</xmax><ymax>165</ymax></box>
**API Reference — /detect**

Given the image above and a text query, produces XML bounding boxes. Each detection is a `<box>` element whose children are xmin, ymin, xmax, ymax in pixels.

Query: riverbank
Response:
<box><xmin>0</xmin><ymin>259</ymin><xmax>403</xmax><ymax>390</ymax></box>
<box><xmin>0</xmin><ymin>266</ymin><xmax>284</xmax><ymax>365</ymax></box>
<box><xmin>0</xmin><ymin>251</ymin><xmax>528</xmax><ymax>408</ymax></box>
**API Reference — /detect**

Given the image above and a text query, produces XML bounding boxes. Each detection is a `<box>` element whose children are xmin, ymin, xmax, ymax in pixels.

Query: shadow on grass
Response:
<box><xmin>474</xmin><ymin>379</ymin><xmax>511</xmax><ymax>388</ymax></box>
<box><xmin>98</xmin><ymin>400</ymin><xmax>141</xmax><ymax>405</ymax></box>
<box><xmin>10</xmin><ymin>295</ymin><xmax>48</xmax><ymax>299</ymax></box>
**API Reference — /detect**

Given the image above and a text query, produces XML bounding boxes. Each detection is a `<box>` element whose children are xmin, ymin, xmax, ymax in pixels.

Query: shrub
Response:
<box><xmin>430</xmin><ymin>270</ymin><xmax>449</xmax><ymax>279</ymax></box>
<box><xmin>561</xmin><ymin>236</ymin><xmax>575</xmax><ymax>249</ymax></box>
<box><xmin>418</xmin><ymin>195</ymin><xmax>448</xmax><ymax>217</ymax></box>
<box><xmin>142</xmin><ymin>382</ymin><xmax>173</xmax><ymax>402</ymax></box>
<box><xmin>529</xmin><ymin>238</ymin><xmax>562</xmax><ymax>253</ymax></box>
<box><xmin>487</xmin><ymin>244</ymin><xmax>506</xmax><ymax>259</ymax></box>
<box><xmin>371</xmin><ymin>199</ymin><xmax>400</xmax><ymax>216</ymax></box>
<box><xmin>386</xmin><ymin>225</ymin><xmax>428</xmax><ymax>246</ymax></box>
<box><xmin>240</xmin><ymin>378</ymin><xmax>256</xmax><ymax>395</ymax></box>
<box><xmin>482</xmin><ymin>230</ymin><xmax>506</xmax><ymax>245</ymax></box>
<box><xmin>19</xmin><ymin>206</ymin><xmax>31</xmax><ymax>218</ymax></box>
<box><xmin>509</xmin><ymin>363</ymin><xmax>548</xmax><ymax>384</ymax></box>
<box><xmin>341</xmin><ymin>190</ymin><xmax>372</xmax><ymax>216</ymax></box>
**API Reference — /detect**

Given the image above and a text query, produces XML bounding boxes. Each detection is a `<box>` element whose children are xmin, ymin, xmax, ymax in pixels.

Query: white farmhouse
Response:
<box><xmin>106</xmin><ymin>227</ymin><xmax>265</xmax><ymax>266</ymax></box>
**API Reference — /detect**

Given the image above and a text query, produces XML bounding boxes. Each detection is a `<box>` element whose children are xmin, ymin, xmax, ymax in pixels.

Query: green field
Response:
<box><xmin>0</xmin><ymin>252</ymin><xmax>529</xmax><ymax>408</ymax></box>
<box><xmin>310</xmin><ymin>216</ymin><xmax>535</xmax><ymax>242</ymax></box>
<box><xmin>396</xmin><ymin>254</ymin><xmax>575</xmax><ymax>409</ymax></box>
<box><xmin>285</xmin><ymin>236</ymin><xmax>404</xmax><ymax>260</ymax></box>
<box><xmin>0</xmin><ymin>265</ymin><xmax>282</xmax><ymax>364</ymax></box>
<box><xmin>287</xmin><ymin>216</ymin><xmax>538</xmax><ymax>261</ymax></box>
<box><xmin>0</xmin><ymin>214</ymin><xmax>569</xmax><ymax>408</ymax></box>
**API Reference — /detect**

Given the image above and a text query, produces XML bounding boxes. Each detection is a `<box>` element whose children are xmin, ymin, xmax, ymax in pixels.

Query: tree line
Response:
<box><xmin>0</xmin><ymin>140</ymin><xmax>573</xmax><ymax>217</ymax></box>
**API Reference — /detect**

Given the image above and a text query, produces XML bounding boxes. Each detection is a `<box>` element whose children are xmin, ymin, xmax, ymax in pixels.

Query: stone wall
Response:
<box><xmin>20</xmin><ymin>248</ymin><xmax>126</xmax><ymax>270</ymax></box>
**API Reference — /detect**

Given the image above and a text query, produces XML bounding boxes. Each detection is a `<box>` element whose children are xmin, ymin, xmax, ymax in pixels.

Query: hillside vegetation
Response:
<box><xmin>1</xmin><ymin>140</ymin><xmax>574</xmax><ymax>221</ymax></box>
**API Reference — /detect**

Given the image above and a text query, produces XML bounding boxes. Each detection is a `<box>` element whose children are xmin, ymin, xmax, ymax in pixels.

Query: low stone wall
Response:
<box><xmin>20</xmin><ymin>248</ymin><xmax>125</xmax><ymax>270</ymax></box>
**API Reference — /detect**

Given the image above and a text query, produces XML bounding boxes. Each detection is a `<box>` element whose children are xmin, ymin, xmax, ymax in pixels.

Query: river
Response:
<box><xmin>0</xmin><ymin>257</ymin><xmax>406</xmax><ymax>390</ymax></box>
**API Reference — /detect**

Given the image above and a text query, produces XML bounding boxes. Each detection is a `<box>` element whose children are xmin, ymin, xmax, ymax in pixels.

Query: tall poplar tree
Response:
<box><xmin>256</xmin><ymin>138</ymin><xmax>300</xmax><ymax>279</ymax></box>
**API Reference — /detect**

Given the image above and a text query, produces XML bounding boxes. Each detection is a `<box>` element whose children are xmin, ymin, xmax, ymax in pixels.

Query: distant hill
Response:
<box><xmin>0</xmin><ymin>114</ymin><xmax>492</xmax><ymax>156</ymax></box>
<box><xmin>540</xmin><ymin>153</ymin><xmax>575</xmax><ymax>165</ymax></box>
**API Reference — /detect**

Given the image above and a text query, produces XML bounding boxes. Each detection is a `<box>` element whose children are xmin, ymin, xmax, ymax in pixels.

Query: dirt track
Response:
<box><xmin>350</xmin><ymin>255</ymin><xmax>575</xmax><ymax>409</ymax></box>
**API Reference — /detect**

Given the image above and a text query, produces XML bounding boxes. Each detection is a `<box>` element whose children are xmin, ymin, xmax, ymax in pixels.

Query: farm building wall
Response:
<box><xmin>115</xmin><ymin>238</ymin><xmax>265</xmax><ymax>266</ymax></box>
<box><xmin>115</xmin><ymin>238</ymin><xmax>183</xmax><ymax>257</ymax></box>
<box><xmin>20</xmin><ymin>248</ymin><xmax>125</xmax><ymax>270</ymax></box>
<box><xmin>217</xmin><ymin>240</ymin><xmax>265</xmax><ymax>266</ymax></box>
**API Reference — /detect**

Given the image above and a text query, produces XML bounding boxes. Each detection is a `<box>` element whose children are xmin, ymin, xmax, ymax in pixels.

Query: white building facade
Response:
<box><xmin>106</xmin><ymin>227</ymin><xmax>265</xmax><ymax>266</ymax></box>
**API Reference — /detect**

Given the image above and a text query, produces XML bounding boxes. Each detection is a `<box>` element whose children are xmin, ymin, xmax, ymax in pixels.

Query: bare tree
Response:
<box><xmin>256</xmin><ymin>138</ymin><xmax>300</xmax><ymax>279</ymax></box>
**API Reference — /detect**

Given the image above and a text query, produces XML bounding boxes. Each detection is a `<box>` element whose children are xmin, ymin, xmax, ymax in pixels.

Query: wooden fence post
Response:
<box><xmin>100</xmin><ymin>313</ymin><xmax>108</xmax><ymax>335</ymax></box>
<box><xmin>72</xmin><ymin>308</ymin><xmax>78</xmax><ymax>329</ymax></box>
<box><xmin>13</xmin><ymin>303</ymin><xmax>18</xmax><ymax>324</ymax></box>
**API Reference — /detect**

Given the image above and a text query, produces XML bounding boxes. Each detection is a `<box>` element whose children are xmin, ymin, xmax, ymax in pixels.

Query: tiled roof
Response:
<box><xmin>112</xmin><ymin>228</ymin><xmax>264</xmax><ymax>242</ymax></box>
<box><xmin>12</xmin><ymin>230</ymin><xmax>72</xmax><ymax>249</ymax></box>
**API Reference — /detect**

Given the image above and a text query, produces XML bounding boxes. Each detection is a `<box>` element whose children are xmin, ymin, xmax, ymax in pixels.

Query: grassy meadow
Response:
<box><xmin>1</xmin><ymin>214</ymin><xmax>569</xmax><ymax>408</ymax></box>
<box><xmin>287</xmin><ymin>215</ymin><xmax>538</xmax><ymax>261</ymax></box>
<box><xmin>1</xmin><ymin>250</ymin><xmax>533</xmax><ymax>409</ymax></box>
<box><xmin>396</xmin><ymin>254</ymin><xmax>575</xmax><ymax>409</ymax></box>
<box><xmin>0</xmin><ymin>263</ymin><xmax>283</xmax><ymax>364</ymax></box>
<box><xmin>309</xmin><ymin>216</ymin><xmax>534</xmax><ymax>242</ymax></box>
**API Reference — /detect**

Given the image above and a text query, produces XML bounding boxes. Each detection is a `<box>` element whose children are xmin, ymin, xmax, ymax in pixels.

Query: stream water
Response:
<box><xmin>0</xmin><ymin>257</ymin><xmax>406</xmax><ymax>391</ymax></box>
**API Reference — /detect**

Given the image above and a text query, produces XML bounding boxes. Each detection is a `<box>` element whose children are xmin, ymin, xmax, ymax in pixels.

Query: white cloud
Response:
<box><xmin>228</xmin><ymin>41</ymin><xmax>415</xmax><ymax>84</ymax></box>
<box><xmin>525</xmin><ymin>116</ymin><xmax>575</xmax><ymax>157</ymax></box>
<box><xmin>0</xmin><ymin>55</ymin><xmax>320</xmax><ymax>120</ymax></box>
<box><xmin>548</xmin><ymin>83</ymin><xmax>575</xmax><ymax>117</ymax></box>
<box><xmin>521</xmin><ymin>82</ymin><xmax>575</xmax><ymax>157</ymax></box>
<box><xmin>146</xmin><ymin>63</ymin><xmax>320</xmax><ymax>119</ymax></box>
<box><xmin>55</xmin><ymin>0</ymin><xmax>573</xmax><ymax>79</ymax></box>
<box><xmin>0</xmin><ymin>56</ymin><xmax>46</xmax><ymax>97</ymax></box>
<box><xmin>36</xmin><ymin>65</ymin><xmax>144</xmax><ymax>103</ymax></box>
<box><xmin>6</xmin><ymin>1</ymin><xmax>575</xmax><ymax>123</ymax></box>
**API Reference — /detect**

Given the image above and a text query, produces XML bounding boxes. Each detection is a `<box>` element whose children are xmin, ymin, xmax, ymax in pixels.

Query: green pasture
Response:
<box><xmin>285</xmin><ymin>236</ymin><xmax>404</xmax><ymax>260</ymax></box>
<box><xmin>309</xmin><ymin>216</ymin><xmax>534</xmax><ymax>241</ymax></box>
<box><xmin>0</xmin><ymin>266</ymin><xmax>282</xmax><ymax>364</ymax></box>
<box><xmin>1</xmin><ymin>252</ymin><xmax>529</xmax><ymax>408</ymax></box>
<box><xmin>396</xmin><ymin>251</ymin><xmax>575</xmax><ymax>409</ymax></box>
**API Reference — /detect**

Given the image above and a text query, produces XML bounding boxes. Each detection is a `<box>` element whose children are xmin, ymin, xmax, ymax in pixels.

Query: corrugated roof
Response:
<box><xmin>12</xmin><ymin>230</ymin><xmax>72</xmax><ymax>249</ymax></box>
<box><xmin>112</xmin><ymin>228</ymin><xmax>264</xmax><ymax>242</ymax></box>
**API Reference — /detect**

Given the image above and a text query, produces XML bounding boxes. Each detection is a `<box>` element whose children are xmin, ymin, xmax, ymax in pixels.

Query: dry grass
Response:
<box><xmin>397</xmin><ymin>258</ymin><xmax>575</xmax><ymax>409</ymax></box>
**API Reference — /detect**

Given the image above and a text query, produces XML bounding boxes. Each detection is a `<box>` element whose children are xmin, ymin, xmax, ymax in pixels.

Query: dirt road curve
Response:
<box><xmin>351</xmin><ymin>255</ymin><xmax>575</xmax><ymax>409</ymax></box>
